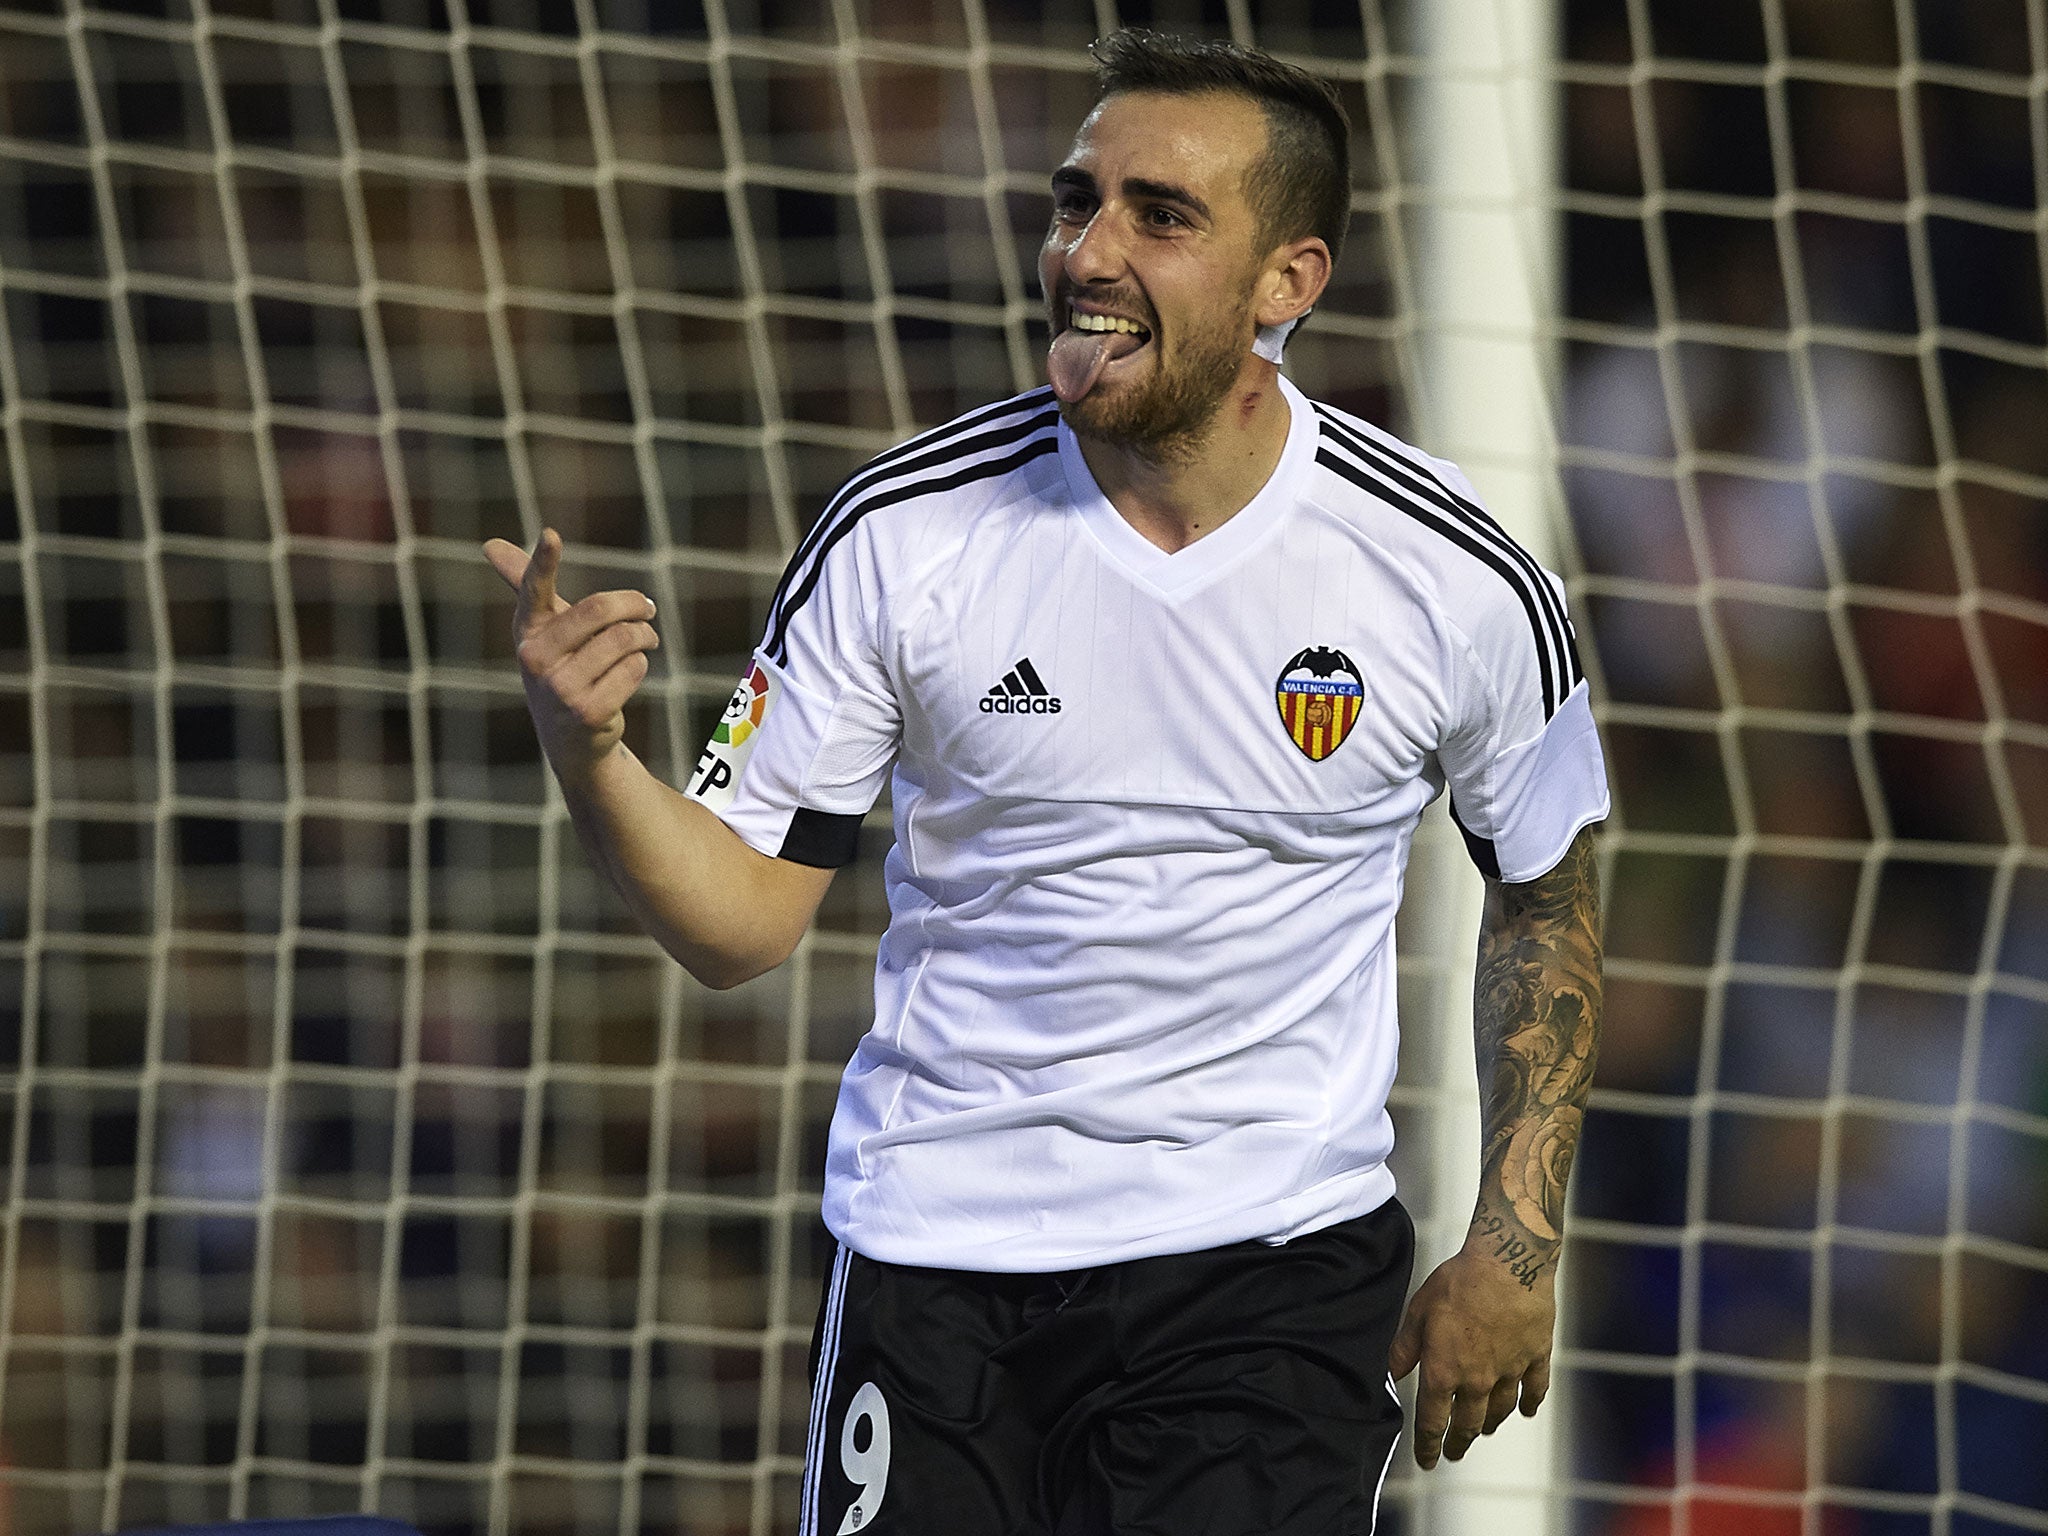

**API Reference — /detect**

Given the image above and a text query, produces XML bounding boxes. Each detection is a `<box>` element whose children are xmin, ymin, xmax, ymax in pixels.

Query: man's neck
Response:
<box><xmin>1074</xmin><ymin>361</ymin><xmax>1293</xmax><ymax>554</ymax></box>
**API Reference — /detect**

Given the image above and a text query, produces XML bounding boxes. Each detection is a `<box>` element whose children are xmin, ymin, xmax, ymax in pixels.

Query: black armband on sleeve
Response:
<box><xmin>778</xmin><ymin>807</ymin><xmax>863</xmax><ymax>868</ymax></box>
<box><xmin>1450</xmin><ymin>796</ymin><xmax>1502</xmax><ymax>881</ymax></box>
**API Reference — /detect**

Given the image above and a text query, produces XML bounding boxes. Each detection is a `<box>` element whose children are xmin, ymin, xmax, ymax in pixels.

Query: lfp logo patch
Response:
<box><xmin>716</xmin><ymin>663</ymin><xmax>770</xmax><ymax>748</ymax></box>
<box><xmin>1276</xmin><ymin>646</ymin><xmax>1364</xmax><ymax>762</ymax></box>
<box><xmin>688</xmin><ymin>662</ymin><xmax>772</xmax><ymax>810</ymax></box>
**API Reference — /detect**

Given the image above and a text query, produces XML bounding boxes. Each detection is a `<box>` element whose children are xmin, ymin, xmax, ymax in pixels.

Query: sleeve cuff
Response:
<box><xmin>776</xmin><ymin>807</ymin><xmax>863</xmax><ymax>868</ymax></box>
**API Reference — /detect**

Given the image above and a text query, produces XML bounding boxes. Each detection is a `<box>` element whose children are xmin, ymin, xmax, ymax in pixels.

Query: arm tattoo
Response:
<box><xmin>1471</xmin><ymin>824</ymin><xmax>1603</xmax><ymax>1286</ymax></box>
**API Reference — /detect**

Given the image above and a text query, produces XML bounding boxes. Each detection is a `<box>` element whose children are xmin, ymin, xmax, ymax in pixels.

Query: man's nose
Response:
<box><xmin>1061</xmin><ymin>210</ymin><xmax>1125</xmax><ymax>283</ymax></box>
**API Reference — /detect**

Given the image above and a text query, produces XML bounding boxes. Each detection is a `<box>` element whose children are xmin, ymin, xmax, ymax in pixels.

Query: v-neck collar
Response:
<box><xmin>1058</xmin><ymin>373</ymin><xmax>1318</xmax><ymax>601</ymax></box>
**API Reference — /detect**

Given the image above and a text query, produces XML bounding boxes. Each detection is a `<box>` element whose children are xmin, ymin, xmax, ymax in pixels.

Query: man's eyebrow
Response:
<box><xmin>1048</xmin><ymin>168</ymin><xmax>1211</xmax><ymax>224</ymax></box>
<box><xmin>1123</xmin><ymin>178</ymin><xmax>1210</xmax><ymax>222</ymax></box>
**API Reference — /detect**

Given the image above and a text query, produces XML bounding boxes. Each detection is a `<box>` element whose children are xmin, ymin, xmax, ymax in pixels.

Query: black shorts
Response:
<box><xmin>799</xmin><ymin>1198</ymin><xmax>1415</xmax><ymax>1536</ymax></box>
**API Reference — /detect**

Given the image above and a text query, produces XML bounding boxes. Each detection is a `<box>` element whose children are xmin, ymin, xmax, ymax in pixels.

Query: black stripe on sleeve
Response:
<box><xmin>1314</xmin><ymin>444</ymin><xmax>1563</xmax><ymax>720</ymax></box>
<box><xmin>1314</xmin><ymin>408</ymin><xmax>1579</xmax><ymax>688</ymax></box>
<box><xmin>1319</xmin><ymin>408</ymin><xmax>1582</xmax><ymax>692</ymax></box>
<box><xmin>781</xmin><ymin>389</ymin><xmax>1053</xmax><ymax>575</ymax></box>
<box><xmin>778</xmin><ymin>807</ymin><xmax>863</xmax><ymax>868</ymax></box>
<box><xmin>766</xmin><ymin>434</ymin><xmax>1060</xmax><ymax>665</ymax></box>
<box><xmin>763</xmin><ymin>396</ymin><xmax>1058</xmax><ymax>643</ymax></box>
<box><xmin>1313</xmin><ymin>407</ymin><xmax>1583</xmax><ymax>694</ymax></box>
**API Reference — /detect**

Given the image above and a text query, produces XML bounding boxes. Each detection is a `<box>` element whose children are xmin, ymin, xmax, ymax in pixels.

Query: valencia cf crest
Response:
<box><xmin>1276</xmin><ymin>646</ymin><xmax>1364</xmax><ymax>762</ymax></box>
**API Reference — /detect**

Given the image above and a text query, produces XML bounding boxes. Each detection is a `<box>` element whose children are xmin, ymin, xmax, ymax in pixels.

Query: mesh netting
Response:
<box><xmin>0</xmin><ymin>3</ymin><xmax>2044</xmax><ymax>1535</ymax></box>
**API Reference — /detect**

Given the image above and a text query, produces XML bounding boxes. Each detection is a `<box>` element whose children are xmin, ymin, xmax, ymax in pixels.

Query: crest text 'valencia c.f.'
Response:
<box><xmin>1275</xmin><ymin>646</ymin><xmax>1363</xmax><ymax>762</ymax></box>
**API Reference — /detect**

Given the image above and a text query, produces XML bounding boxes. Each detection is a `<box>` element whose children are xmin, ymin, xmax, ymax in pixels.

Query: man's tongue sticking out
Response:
<box><xmin>1048</xmin><ymin>324</ymin><xmax>1146</xmax><ymax>404</ymax></box>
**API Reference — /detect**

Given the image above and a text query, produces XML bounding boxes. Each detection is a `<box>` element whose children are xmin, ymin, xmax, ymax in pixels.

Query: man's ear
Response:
<box><xmin>1255</xmin><ymin>237</ymin><xmax>1333</xmax><ymax>330</ymax></box>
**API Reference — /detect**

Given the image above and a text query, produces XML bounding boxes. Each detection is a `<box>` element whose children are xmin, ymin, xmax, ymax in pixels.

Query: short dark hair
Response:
<box><xmin>1088</xmin><ymin>28</ymin><xmax>1353</xmax><ymax>269</ymax></box>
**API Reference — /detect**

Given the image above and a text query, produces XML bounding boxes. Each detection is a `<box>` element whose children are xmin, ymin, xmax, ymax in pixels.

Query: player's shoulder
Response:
<box><xmin>757</xmin><ymin>389</ymin><xmax>1062</xmax><ymax>657</ymax></box>
<box><xmin>1303</xmin><ymin>395</ymin><xmax>1558</xmax><ymax>606</ymax></box>
<box><xmin>1304</xmin><ymin>397</ymin><xmax>1485</xmax><ymax>541</ymax></box>
<box><xmin>1302</xmin><ymin>394</ymin><xmax>1584</xmax><ymax>714</ymax></box>
<box><xmin>830</xmin><ymin>387</ymin><xmax>1064</xmax><ymax>541</ymax></box>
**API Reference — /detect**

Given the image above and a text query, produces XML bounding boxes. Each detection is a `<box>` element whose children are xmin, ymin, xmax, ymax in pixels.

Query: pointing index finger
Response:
<box><xmin>524</xmin><ymin>528</ymin><xmax>563</xmax><ymax>617</ymax></box>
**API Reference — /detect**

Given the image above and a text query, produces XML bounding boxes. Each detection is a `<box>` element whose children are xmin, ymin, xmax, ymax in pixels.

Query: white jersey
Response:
<box><xmin>687</xmin><ymin>374</ymin><xmax>1609</xmax><ymax>1271</ymax></box>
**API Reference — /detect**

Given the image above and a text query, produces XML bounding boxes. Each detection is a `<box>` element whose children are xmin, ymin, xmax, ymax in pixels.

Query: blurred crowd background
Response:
<box><xmin>1558</xmin><ymin>5</ymin><xmax>2048</xmax><ymax>1534</ymax></box>
<box><xmin>0</xmin><ymin>0</ymin><xmax>2043</xmax><ymax>1534</ymax></box>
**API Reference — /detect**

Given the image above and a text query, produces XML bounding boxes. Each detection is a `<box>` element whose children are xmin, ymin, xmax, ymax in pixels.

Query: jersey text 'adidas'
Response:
<box><xmin>981</xmin><ymin>657</ymin><xmax>1062</xmax><ymax>713</ymax></box>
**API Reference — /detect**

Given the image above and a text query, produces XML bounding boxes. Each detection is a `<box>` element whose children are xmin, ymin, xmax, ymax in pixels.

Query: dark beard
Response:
<box><xmin>1059</xmin><ymin>305</ymin><xmax>1252</xmax><ymax>465</ymax></box>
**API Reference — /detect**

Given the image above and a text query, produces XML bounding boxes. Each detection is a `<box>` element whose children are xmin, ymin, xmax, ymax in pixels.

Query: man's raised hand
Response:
<box><xmin>484</xmin><ymin>528</ymin><xmax>660</xmax><ymax>785</ymax></box>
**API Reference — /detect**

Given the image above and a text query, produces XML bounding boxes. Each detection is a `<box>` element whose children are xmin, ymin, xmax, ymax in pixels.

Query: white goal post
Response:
<box><xmin>1408</xmin><ymin>1</ymin><xmax>1566</xmax><ymax>1530</ymax></box>
<box><xmin>2</xmin><ymin>3</ymin><xmax>2045</xmax><ymax>1536</ymax></box>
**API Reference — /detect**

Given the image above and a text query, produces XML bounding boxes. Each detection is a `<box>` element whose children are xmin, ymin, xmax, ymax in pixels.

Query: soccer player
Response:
<box><xmin>487</xmin><ymin>28</ymin><xmax>1607</xmax><ymax>1535</ymax></box>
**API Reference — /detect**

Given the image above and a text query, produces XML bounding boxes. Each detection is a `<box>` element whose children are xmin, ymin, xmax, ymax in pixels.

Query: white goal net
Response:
<box><xmin>2</xmin><ymin>3</ymin><xmax>2045</xmax><ymax>1536</ymax></box>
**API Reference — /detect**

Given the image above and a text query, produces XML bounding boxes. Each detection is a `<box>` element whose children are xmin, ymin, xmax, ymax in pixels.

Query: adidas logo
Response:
<box><xmin>980</xmin><ymin>657</ymin><xmax>1062</xmax><ymax>714</ymax></box>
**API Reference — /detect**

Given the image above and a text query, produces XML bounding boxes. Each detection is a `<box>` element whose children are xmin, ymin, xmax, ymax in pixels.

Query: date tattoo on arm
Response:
<box><xmin>1470</xmin><ymin>825</ymin><xmax>1603</xmax><ymax>1288</ymax></box>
